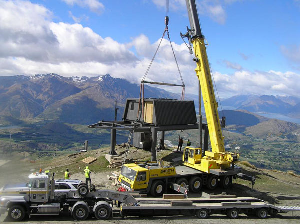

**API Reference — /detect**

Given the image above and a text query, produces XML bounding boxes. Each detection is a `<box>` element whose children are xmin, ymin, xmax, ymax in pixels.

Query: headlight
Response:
<box><xmin>0</xmin><ymin>198</ymin><xmax>5</xmax><ymax>206</ymax></box>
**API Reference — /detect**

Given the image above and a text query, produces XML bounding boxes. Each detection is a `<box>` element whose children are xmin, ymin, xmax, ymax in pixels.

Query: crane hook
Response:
<box><xmin>165</xmin><ymin>16</ymin><xmax>169</xmax><ymax>30</ymax></box>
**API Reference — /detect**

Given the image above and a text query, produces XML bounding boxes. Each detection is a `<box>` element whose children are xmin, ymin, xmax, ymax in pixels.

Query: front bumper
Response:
<box><xmin>0</xmin><ymin>206</ymin><xmax>7</xmax><ymax>216</ymax></box>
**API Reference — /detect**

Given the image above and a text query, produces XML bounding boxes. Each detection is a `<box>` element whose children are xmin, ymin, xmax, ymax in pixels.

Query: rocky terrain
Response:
<box><xmin>0</xmin><ymin>145</ymin><xmax>299</xmax><ymax>223</ymax></box>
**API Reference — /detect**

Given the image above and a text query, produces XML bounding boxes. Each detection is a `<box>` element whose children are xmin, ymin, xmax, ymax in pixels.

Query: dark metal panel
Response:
<box><xmin>123</xmin><ymin>99</ymin><xmax>141</xmax><ymax>121</ymax></box>
<box><xmin>153</xmin><ymin>100</ymin><xmax>197</xmax><ymax>126</ymax></box>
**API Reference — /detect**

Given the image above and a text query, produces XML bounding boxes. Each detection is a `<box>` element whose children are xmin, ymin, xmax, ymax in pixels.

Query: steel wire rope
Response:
<box><xmin>141</xmin><ymin>29</ymin><xmax>167</xmax><ymax>82</ymax></box>
<box><xmin>166</xmin><ymin>28</ymin><xmax>185</xmax><ymax>99</ymax></box>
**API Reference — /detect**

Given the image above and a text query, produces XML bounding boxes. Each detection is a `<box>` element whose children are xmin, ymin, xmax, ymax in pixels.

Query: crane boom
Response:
<box><xmin>182</xmin><ymin>0</ymin><xmax>238</xmax><ymax>173</ymax></box>
<box><xmin>185</xmin><ymin>0</ymin><xmax>224</xmax><ymax>154</ymax></box>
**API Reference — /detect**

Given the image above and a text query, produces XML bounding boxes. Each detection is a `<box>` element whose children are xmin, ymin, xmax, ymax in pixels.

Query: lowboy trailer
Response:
<box><xmin>121</xmin><ymin>195</ymin><xmax>300</xmax><ymax>219</ymax></box>
<box><xmin>1</xmin><ymin>172</ymin><xmax>299</xmax><ymax>221</ymax></box>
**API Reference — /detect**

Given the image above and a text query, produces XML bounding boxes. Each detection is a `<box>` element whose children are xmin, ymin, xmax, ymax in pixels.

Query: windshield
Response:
<box><xmin>121</xmin><ymin>166</ymin><xmax>137</xmax><ymax>181</ymax></box>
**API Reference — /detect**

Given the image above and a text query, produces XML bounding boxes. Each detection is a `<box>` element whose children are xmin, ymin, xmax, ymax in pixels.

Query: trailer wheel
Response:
<box><xmin>256</xmin><ymin>208</ymin><xmax>268</xmax><ymax>219</ymax></box>
<box><xmin>176</xmin><ymin>178</ymin><xmax>188</xmax><ymax>188</ymax></box>
<box><xmin>196</xmin><ymin>209</ymin><xmax>209</xmax><ymax>219</ymax></box>
<box><xmin>207</xmin><ymin>176</ymin><xmax>218</xmax><ymax>190</ymax></box>
<box><xmin>78</xmin><ymin>184</ymin><xmax>89</xmax><ymax>196</ymax></box>
<box><xmin>189</xmin><ymin>177</ymin><xmax>202</xmax><ymax>192</ymax></box>
<box><xmin>94</xmin><ymin>204</ymin><xmax>112</xmax><ymax>220</ymax></box>
<box><xmin>221</xmin><ymin>176</ymin><xmax>232</xmax><ymax>189</ymax></box>
<box><xmin>150</xmin><ymin>180</ymin><xmax>165</xmax><ymax>197</ymax></box>
<box><xmin>227</xmin><ymin>208</ymin><xmax>239</xmax><ymax>219</ymax></box>
<box><xmin>72</xmin><ymin>203</ymin><xmax>89</xmax><ymax>220</ymax></box>
<box><xmin>8</xmin><ymin>205</ymin><xmax>26</xmax><ymax>221</ymax></box>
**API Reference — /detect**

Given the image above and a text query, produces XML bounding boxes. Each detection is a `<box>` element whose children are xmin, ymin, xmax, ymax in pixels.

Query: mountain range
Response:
<box><xmin>0</xmin><ymin>74</ymin><xmax>299</xmax><ymax>173</ymax></box>
<box><xmin>221</xmin><ymin>95</ymin><xmax>300</xmax><ymax>119</ymax></box>
<box><xmin>0</xmin><ymin>74</ymin><xmax>300</xmax><ymax>126</ymax></box>
<box><xmin>0</xmin><ymin>74</ymin><xmax>177</xmax><ymax>124</ymax></box>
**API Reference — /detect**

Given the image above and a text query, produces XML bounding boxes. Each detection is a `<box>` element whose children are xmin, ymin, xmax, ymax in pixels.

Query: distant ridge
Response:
<box><xmin>0</xmin><ymin>74</ymin><xmax>178</xmax><ymax>124</ymax></box>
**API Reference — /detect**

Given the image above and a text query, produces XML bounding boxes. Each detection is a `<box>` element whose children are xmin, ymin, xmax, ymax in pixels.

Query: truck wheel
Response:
<box><xmin>196</xmin><ymin>209</ymin><xmax>209</xmax><ymax>219</ymax></box>
<box><xmin>256</xmin><ymin>208</ymin><xmax>268</xmax><ymax>219</ymax></box>
<box><xmin>94</xmin><ymin>204</ymin><xmax>112</xmax><ymax>220</ymax></box>
<box><xmin>72</xmin><ymin>203</ymin><xmax>89</xmax><ymax>220</ymax></box>
<box><xmin>221</xmin><ymin>176</ymin><xmax>232</xmax><ymax>189</ymax></box>
<box><xmin>207</xmin><ymin>176</ymin><xmax>218</xmax><ymax>190</ymax></box>
<box><xmin>189</xmin><ymin>176</ymin><xmax>202</xmax><ymax>192</ymax></box>
<box><xmin>226</xmin><ymin>208</ymin><xmax>239</xmax><ymax>219</ymax></box>
<box><xmin>176</xmin><ymin>178</ymin><xmax>188</xmax><ymax>188</ymax></box>
<box><xmin>8</xmin><ymin>205</ymin><xmax>26</xmax><ymax>221</ymax></box>
<box><xmin>78</xmin><ymin>184</ymin><xmax>89</xmax><ymax>196</ymax></box>
<box><xmin>150</xmin><ymin>180</ymin><xmax>165</xmax><ymax>197</ymax></box>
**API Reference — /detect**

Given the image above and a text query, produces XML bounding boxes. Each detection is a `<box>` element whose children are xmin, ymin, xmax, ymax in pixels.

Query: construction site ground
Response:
<box><xmin>0</xmin><ymin>145</ymin><xmax>300</xmax><ymax>223</ymax></box>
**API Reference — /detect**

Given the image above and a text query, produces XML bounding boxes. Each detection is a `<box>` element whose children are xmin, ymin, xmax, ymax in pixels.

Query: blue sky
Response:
<box><xmin>0</xmin><ymin>0</ymin><xmax>299</xmax><ymax>98</ymax></box>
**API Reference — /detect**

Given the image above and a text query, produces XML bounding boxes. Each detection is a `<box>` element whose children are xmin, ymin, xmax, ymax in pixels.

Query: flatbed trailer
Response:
<box><xmin>120</xmin><ymin>195</ymin><xmax>300</xmax><ymax>219</ymax></box>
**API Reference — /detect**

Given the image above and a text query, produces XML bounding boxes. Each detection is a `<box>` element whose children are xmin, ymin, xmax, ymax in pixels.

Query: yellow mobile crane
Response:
<box><xmin>118</xmin><ymin>0</ymin><xmax>242</xmax><ymax>196</ymax></box>
<box><xmin>181</xmin><ymin>0</ymin><xmax>238</xmax><ymax>173</ymax></box>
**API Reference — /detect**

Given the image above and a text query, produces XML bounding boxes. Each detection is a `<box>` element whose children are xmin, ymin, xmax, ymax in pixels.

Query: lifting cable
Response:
<box><xmin>137</xmin><ymin>16</ymin><xmax>186</xmax><ymax>121</ymax></box>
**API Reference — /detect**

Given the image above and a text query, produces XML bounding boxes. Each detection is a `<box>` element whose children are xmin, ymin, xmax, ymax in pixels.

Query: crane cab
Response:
<box><xmin>183</xmin><ymin>147</ymin><xmax>202</xmax><ymax>164</ymax></box>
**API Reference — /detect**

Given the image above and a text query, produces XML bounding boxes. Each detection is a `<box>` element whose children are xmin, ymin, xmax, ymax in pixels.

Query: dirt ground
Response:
<box><xmin>0</xmin><ymin>146</ymin><xmax>300</xmax><ymax>223</ymax></box>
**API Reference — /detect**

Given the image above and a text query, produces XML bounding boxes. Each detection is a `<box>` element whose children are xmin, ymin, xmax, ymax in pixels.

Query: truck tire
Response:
<box><xmin>189</xmin><ymin>176</ymin><xmax>202</xmax><ymax>192</ymax></box>
<box><xmin>8</xmin><ymin>205</ymin><xmax>26</xmax><ymax>221</ymax></box>
<box><xmin>94</xmin><ymin>204</ymin><xmax>112</xmax><ymax>220</ymax></box>
<box><xmin>220</xmin><ymin>175</ymin><xmax>232</xmax><ymax>189</ymax></box>
<box><xmin>176</xmin><ymin>178</ymin><xmax>188</xmax><ymax>188</ymax></box>
<box><xmin>256</xmin><ymin>208</ymin><xmax>268</xmax><ymax>219</ymax></box>
<box><xmin>207</xmin><ymin>175</ymin><xmax>218</xmax><ymax>190</ymax></box>
<box><xmin>196</xmin><ymin>209</ymin><xmax>209</xmax><ymax>219</ymax></box>
<box><xmin>226</xmin><ymin>208</ymin><xmax>239</xmax><ymax>219</ymax></box>
<box><xmin>150</xmin><ymin>180</ymin><xmax>165</xmax><ymax>197</ymax></box>
<box><xmin>78</xmin><ymin>184</ymin><xmax>89</xmax><ymax>196</ymax></box>
<box><xmin>72</xmin><ymin>203</ymin><xmax>89</xmax><ymax>220</ymax></box>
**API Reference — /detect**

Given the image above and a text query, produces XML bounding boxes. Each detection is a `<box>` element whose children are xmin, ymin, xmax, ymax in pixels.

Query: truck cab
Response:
<box><xmin>119</xmin><ymin>163</ymin><xmax>176</xmax><ymax>195</ymax></box>
<box><xmin>27</xmin><ymin>173</ymin><xmax>51</xmax><ymax>203</ymax></box>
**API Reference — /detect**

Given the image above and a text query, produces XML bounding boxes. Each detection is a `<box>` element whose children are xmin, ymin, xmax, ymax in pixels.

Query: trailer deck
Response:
<box><xmin>121</xmin><ymin>195</ymin><xmax>300</xmax><ymax>219</ymax></box>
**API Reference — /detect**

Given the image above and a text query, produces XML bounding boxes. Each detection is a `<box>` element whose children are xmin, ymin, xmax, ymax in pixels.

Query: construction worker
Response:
<box><xmin>177</xmin><ymin>136</ymin><xmax>183</xmax><ymax>152</ymax></box>
<box><xmin>187</xmin><ymin>139</ymin><xmax>191</xmax><ymax>146</ymax></box>
<box><xmin>84</xmin><ymin>166</ymin><xmax>91</xmax><ymax>187</ymax></box>
<box><xmin>45</xmin><ymin>170</ymin><xmax>50</xmax><ymax>175</ymax></box>
<box><xmin>64</xmin><ymin>168</ymin><xmax>70</xmax><ymax>179</ymax></box>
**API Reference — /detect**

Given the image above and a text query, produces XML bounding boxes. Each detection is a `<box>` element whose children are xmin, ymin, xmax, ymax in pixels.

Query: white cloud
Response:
<box><xmin>62</xmin><ymin>0</ymin><xmax>104</xmax><ymax>14</ymax></box>
<box><xmin>0</xmin><ymin>0</ymin><xmax>299</xmax><ymax>100</ymax></box>
<box><xmin>280</xmin><ymin>45</ymin><xmax>300</xmax><ymax>71</ymax></box>
<box><xmin>197</xmin><ymin>0</ymin><xmax>226</xmax><ymax>24</ymax></box>
<box><xmin>212</xmin><ymin>70</ymin><xmax>300</xmax><ymax>97</ymax></box>
<box><xmin>0</xmin><ymin>0</ymin><xmax>57</xmax><ymax>61</ymax></box>
<box><xmin>0</xmin><ymin>1</ymin><xmax>136</xmax><ymax>64</ymax></box>
<box><xmin>68</xmin><ymin>11</ymin><xmax>89</xmax><ymax>23</ymax></box>
<box><xmin>223</xmin><ymin>60</ymin><xmax>242</xmax><ymax>70</ymax></box>
<box><xmin>239</xmin><ymin>51</ymin><xmax>250</xmax><ymax>61</ymax></box>
<box><xmin>49</xmin><ymin>22</ymin><xmax>136</xmax><ymax>63</ymax></box>
<box><xmin>152</xmin><ymin>0</ymin><xmax>186</xmax><ymax>11</ymax></box>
